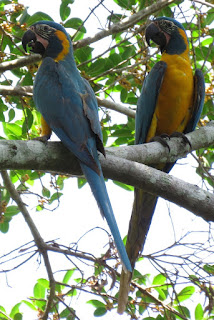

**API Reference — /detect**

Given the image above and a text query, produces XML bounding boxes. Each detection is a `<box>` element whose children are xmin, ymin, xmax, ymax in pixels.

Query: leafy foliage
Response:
<box><xmin>0</xmin><ymin>0</ymin><xmax>214</xmax><ymax>319</ymax></box>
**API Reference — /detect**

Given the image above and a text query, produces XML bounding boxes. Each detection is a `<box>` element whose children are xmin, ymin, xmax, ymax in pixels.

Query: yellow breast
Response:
<box><xmin>146</xmin><ymin>40</ymin><xmax>194</xmax><ymax>141</ymax></box>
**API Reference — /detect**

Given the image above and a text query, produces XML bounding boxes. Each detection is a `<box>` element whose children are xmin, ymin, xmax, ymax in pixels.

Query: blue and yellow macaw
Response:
<box><xmin>118</xmin><ymin>17</ymin><xmax>205</xmax><ymax>313</ymax></box>
<box><xmin>22</xmin><ymin>21</ymin><xmax>132</xmax><ymax>272</ymax></box>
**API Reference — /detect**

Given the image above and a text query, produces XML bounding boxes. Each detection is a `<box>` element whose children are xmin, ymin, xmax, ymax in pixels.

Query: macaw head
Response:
<box><xmin>145</xmin><ymin>17</ymin><xmax>188</xmax><ymax>54</ymax></box>
<box><xmin>22</xmin><ymin>21</ymin><xmax>71</xmax><ymax>61</ymax></box>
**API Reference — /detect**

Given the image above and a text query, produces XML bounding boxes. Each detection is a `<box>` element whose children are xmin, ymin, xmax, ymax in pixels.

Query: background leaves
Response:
<box><xmin>0</xmin><ymin>0</ymin><xmax>213</xmax><ymax>319</ymax></box>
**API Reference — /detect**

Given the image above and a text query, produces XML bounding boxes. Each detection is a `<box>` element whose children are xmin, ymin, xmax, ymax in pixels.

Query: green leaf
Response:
<box><xmin>203</xmin><ymin>264</ymin><xmax>214</xmax><ymax>275</ymax></box>
<box><xmin>0</xmin><ymin>221</ymin><xmax>9</xmax><ymax>233</ymax></box>
<box><xmin>201</xmin><ymin>37</ymin><xmax>213</xmax><ymax>46</ymax></box>
<box><xmin>132</xmin><ymin>270</ymin><xmax>148</xmax><ymax>285</ymax></box>
<box><xmin>49</xmin><ymin>192</ymin><xmax>63</xmax><ymax>204</ymax></box>
<box><xmin>0</xmin><ymin>306</ymin><xmax>6</xmax><ymax>313</ymax></box>
<box><xmin>8</xmin><ymin>109</ymin><xmax>15</xmax><ymax>122</ymax></box>
<box><xmin>87</xmin><ymin>300</ymin><xmax>106</xmax><ymax>308</ymax></box>
<box><xmin>195</xmin><ymin>303</ymin><xmax>204</xmax><ymax>320</ymax></box>
<box><xmin>19</xmin><ymin>8</ymin><xmax>30</xmax><ymax>25</ymax></box>
<box><xmin>77</xmin><ymin>177</ymin><xmax>87</xmax><ymax>188</ymax></box>
<box><xmin>87</xmin><ymin>59</ymin><xmax>106</xmax><ymax>77</ymax></box>
<box><xmin>107</xmin><ymin>14</ymin><xmax>124</xmax><ymax>24</ymax></box>
<box><xmin>205</xmin><ymin>9</ymin><xmax>214</xmax><ymax>25</ymax></box>
<box><xmin>56</xmin><ymin>175</ymin><xmax>66</xmax><ymax>190</ymax></box>
<box><xmin>5</xmin><ymin>206</ymin><xmax>20</xmax><ymax>217</ymax></box>
<box><xmin>113</xmin><ymin>0</ymin><xmax>135</xmax><ymax>10</ymax></box>
<box><xmin>10</xmin><ymin>303</ymin><xmax>21</xmax><ymax>318</ymax></box>
<box><xmin>154</xmin><ymin>287</ymin><xmax>167</xmax><ymax>301</ymax></box>
<box><xmin>26</xmin><ymin>12</ymin><xmax>53</xmax><ymax>26</ymax></box>
<box><xmin>30</xmin><ymin>299</ymin><xmax>46</xmax><ymax>310</ymax></box>
<box><xmin>175</xmin><ymin>286</ymin><xmax>195</xmax><ymax>304</ymax></box>
<box><xmin>22</xmin><ymin>108</ymin><xmax>34</xmax><ymax>135</ymax></box>
<box><xmin>37</xmin><ymin>278</ymin><xmax>50</xmax><ymax>289</ymax></box>
<box><xmin>14</xmin><ymin>313</ymin><xmax>23</xmax><ymax>320</ymax></box>
<box><xmin>174</xmin><ymin>305</ymin><xmax>190</xmax><ymax>318</ymax></box>
<box><xmin>113</xmin><ymin>181</ymin><xmax>134</xmax><ymax>191</ymax></box>
<box><xmin>21</xmin><ymin>300</ymin><xmax>37</xmax><ymax>311</ymax></box>
<box><xmin>152</xmin><ymin>274</ymin><xmax>166</xmax><ymax>285</ymax></box>
<box><xmin>3</xmin><ymin>122</ymin><xmax>22</xmax><ymax>139</ymax></box>
<box><xmin>20</xmin><ymin>72</ymin><xmax>33</xmax><ymax>86</ymax></box>
<box><xmin>64</xmin><ymin>18</ymin><xmax>86</xmax><ymax>33</ymax></box>
<box><xmin>94</xmin><ymin>307</ymin><xmax>107</xmax><ymax>317</ymax></box>
<box><xmin>33</xmin><ymin>282</ymin><xmax>46</xmax><ymax>299</ymax></box>
<box><xmin>0</xmin><ymin>111</ymin><xmax>5</xmax><ymax>122</ymax></box>
<box><xmin>62</xmin><ymin>269</ymin><xmax>75</xmax><ymax>284</ymax></box>
<box><xmin>60</xmin><ymin>307</ymin><xmax>75</xmax><ymax>318</ymax></box>
<box><xmin>60</xmin><ymin>0</ymin><xmax>73</xmax><ymax>21</ymax></box>
<box><xmin>42</xmin><ymin>187</ymin><xmax>51</xmax><ymax>198</ymax></box>
<box><xmin>74</xmin><ymin>46</ymin><xmax>93</xmax><ymax>63</ymax></box>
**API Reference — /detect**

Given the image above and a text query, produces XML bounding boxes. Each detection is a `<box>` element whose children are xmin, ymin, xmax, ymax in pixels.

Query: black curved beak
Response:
<box><xmin>22</xmin><ymin>29</ymin><xmax>37</xmax><ymax>52</ymax></box>
<box><xmin>145</xmin><ymin>21</ymin><xmax>167</xmax><ymax>52</ymax></box>
<box><xmin>22</xmin><ymin>29</ymin><xmax>45</xmax><ymax>55</ymax></box>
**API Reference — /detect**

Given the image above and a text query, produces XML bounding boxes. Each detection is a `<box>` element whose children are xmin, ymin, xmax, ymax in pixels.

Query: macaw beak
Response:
<box><xmin>145</xmin><ymin>21</ymin><xmax>167</xmax><ymax>52</ymax></box>
<box><xmin>22</xmin><ymin>29</ymin><xmax>45</xmax><ymax>55</ymax></box>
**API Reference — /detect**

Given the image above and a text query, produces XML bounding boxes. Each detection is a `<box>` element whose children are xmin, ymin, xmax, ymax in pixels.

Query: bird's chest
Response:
<box><xmin>155</xmin><ymin>54</ymin><xmax>194</xmax><ymax>135</ymax></box>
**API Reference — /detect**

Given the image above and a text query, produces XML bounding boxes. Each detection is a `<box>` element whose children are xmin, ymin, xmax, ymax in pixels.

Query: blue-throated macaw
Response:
<box><xmin>22</xmin><ymin>21</ymin><xmax>132</xmax><ymax>272</ymax></box>
<box><xmin>118</xmin><ymin>17</ymin><xmax>205</xmax><ymax>312</ymax></box>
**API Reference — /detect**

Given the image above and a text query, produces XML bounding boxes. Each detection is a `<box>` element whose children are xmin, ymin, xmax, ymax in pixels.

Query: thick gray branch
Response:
<box><xmin>0</xmin><ymin>123</ymin><xmax>214</xmax><ymax>222</ymax></box>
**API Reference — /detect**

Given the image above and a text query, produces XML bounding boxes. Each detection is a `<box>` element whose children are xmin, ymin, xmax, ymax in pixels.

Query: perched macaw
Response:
<box><xmin>22</xmin><ymin>21</ymin><xmax>132</xmax><ymax>272</ymax></box>
<box><xmin>118</xmin><ymin>17</ymin><xmax>205</xmax><ymax>313</ymax></box>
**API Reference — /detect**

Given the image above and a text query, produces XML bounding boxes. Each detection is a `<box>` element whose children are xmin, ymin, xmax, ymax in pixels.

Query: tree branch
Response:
<box><xmin>97</xmin><ymin>97</ymin><xmax>135</xmax><ymax>118</ymax></box>
<box><xmin>0</xmin><ymin>85</ymin><xmax>135</xmax><ymax>118</ymax></box>
<box><xmin>0</xmin><ymin>0</ymin><xmax>174</xmax><ymax>73</ymax></box>
<box><xmin>74</xmin><ymin>0</ymin><xmax>176</xmax><ymax>48</ymax></box>
<box><xmin>0</xmin><ymin>123</ymin><xmax>214</xmax><ymax>222</ymax></box>
<box><xmin>0</xmin><ymin>54</ymin><xmax>41</xmax><ymax>73</ymax></box>
<box><xmin>0</xmin><ymin>85</ymin><xmax>33</xmax><ymax>97</ymax></box>
<box><xmin>132</xmin><ymin>282</ymin><xmax>188</xmax><ymax>320</ymax></box>
<box><xmin>0</xmin><ymin>171</ymin><xmax>55</xmax><ymax>320</ymax></box>
<box><xmin>193</xmin><ymin>0</ymin><xmax>214</xmax><ymax>8</ymax></box>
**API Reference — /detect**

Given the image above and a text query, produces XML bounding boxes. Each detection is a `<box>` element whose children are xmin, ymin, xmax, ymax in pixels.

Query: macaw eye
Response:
<box><xmin>159</xmin><ymin>20</ymin><xmax>175</xmax><ymax>33</ymax></box>
<box><xmin>36</xmin><ymin>24</ymin><xmax>49</xmax><ymax>32</ymax></box>
<box><xmin>165</xmin><ymin>21</ymin><xmax>174</xmax><ymax>28</ymax></box>
<box><xmin>35</xmin><ymin>24</ymin><xmax>56</xmax><ymax>39</ymax></box>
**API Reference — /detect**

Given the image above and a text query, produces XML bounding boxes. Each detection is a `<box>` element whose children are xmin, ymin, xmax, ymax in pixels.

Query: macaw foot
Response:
<box><xmin>32</xmin><ymin>134</ymin><xmax>51</xmax><ymax>143</ymax></box>
<box><xmin>150</xmin><ymin>133</ymin><xmax>170</xmax><ymax>151</ymax></box>
<box><xmin>170</xmin><ymin>132</ymin><xmax>192</xmax><ymax>149</ymax></box>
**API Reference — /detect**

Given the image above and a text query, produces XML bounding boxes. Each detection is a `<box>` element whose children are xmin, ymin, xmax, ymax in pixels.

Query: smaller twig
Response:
<box><xmin>193</xmin><ymin>0</ymin><xmax>214</xmax><ymax>8</ymax></box>
<box><xmin>0</xmin><ymin>85</ymin><xmax>135</xmax><ymax>118</ymax></box>
<box><xmin>97</xmin><ymin>97</ymin><xmax>135</xmax><ymax>118</ymax></box>
<box><xmin>0</xmin><ymin>171</ymin><xmax>55</xmax><ymax>320</ymax></box>
<box><xmin>57</xmin><ymin>296</ymin><xmax>80</xmax><ymax>320</ymax></box>
<box><xmin>0</xmin><ymin>311</ymin><xmax>13</xmax><ymax>320</ymax></box>
<box><xmin>132</xmin><ymin>283</ymin><xmax>188</xmax><ymax>320</ymax></box>
<box><xmin>0</xmin><ymin>54</ymin><xmax>41</xmax><ymax>73</ymax></box>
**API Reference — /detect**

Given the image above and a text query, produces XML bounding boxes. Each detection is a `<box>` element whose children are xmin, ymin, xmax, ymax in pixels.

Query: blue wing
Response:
<box><xmin>33</xmin><ymin>57</ymin><xmax>132</xmax><ymax>272</ymax></box>
<box><xmin>135</xmin><ymin>61</ymin><xmax>167</xmax><ymax>144</ymax></box>
<box><xmin>184</xmin><ymin>68</ymin><xmax>205</xmax><ymax>133</ymax></box>
<box><xmin>34</xmin><ymin>57</ymin><xmax>104</xmax><ymax>174</ymax></box>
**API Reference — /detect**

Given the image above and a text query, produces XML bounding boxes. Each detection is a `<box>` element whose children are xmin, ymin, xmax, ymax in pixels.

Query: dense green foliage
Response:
<box><xmin>0</xmin><ymin>0</ymin><xmax>214</xmax><ymax>319</ymax></box>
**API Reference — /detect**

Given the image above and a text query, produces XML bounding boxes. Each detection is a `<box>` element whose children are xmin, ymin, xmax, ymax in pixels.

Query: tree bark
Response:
<box><xmin>0</xmin><ymin>123</ymin><xmax>214</xmax><ymax>222</ymax></box>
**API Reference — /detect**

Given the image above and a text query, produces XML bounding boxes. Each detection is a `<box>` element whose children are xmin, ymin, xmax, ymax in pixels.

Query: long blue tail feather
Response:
<box><xmin>80</xmin><ymin>162</ymin><xmax>132</xmax><ymax>272</ymax></box>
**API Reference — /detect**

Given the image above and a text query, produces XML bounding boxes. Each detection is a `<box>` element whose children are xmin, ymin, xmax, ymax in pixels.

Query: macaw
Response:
<box><xmin>118</xmin><ymin>17</ymin><xmax>205</xmax><ymax>313</ymax></box>
<box><xmin>22</xmin><ymin>21</ymin><xmax>132</xmax><ymax>272</ymax></box>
